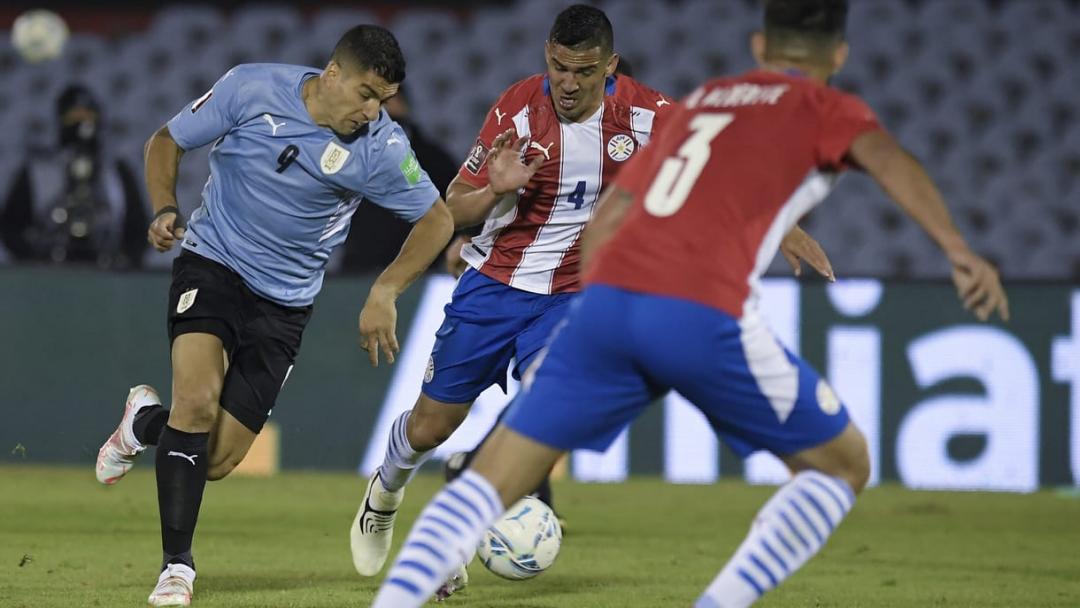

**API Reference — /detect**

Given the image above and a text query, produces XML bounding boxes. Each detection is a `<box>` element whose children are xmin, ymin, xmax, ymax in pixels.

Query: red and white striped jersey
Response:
<box><xmin>589</xmin><ymin>70</ymin><xmax>884</xmax><ymax>318</ymax></box>
<box><xmin>456</xmin><ymin>74</ymin><xmax>673</xmax><ymax>294</ymax></box>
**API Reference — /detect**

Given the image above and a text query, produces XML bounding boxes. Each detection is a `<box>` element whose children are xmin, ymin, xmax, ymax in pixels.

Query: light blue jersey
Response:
<box><xmin>167</xmin><ymin>63</ymin><xmax>439</xmax><ymax>306</ymax></box>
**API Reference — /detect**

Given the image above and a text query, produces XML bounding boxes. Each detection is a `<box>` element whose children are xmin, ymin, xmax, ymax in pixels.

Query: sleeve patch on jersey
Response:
<box><xmin>464</xmin><ymin>138</ymin><xmax>489</xmax><ymax>175</ymax></box>
<box><xmin>191</xmin><ymin>89</ymin><xmax>213</xmax><ymax>113</ymax></box>
<box><xmin>400</xmin><ymin>151</ymin><xmax>422</xmax><ymax>186</ymax></box>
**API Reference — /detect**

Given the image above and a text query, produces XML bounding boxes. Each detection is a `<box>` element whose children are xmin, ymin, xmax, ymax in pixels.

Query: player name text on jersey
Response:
<box><xmin>687</xmin><ymin>83</ymin><xmax>790</xmax><ymax>109</ymax></box>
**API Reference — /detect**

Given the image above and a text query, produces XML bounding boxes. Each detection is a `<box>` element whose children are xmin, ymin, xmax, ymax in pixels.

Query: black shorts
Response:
<box><xmin>167</xmin><ymin>250</ymin><xmax>312</xmax><ymax>433</ymax></box>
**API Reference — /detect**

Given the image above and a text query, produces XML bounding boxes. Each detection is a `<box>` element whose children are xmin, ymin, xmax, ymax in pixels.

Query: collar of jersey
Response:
<box><xmin>542</xmin><ymin>75</ymin><xmax>617</xmax><ymax>97</ymax></box>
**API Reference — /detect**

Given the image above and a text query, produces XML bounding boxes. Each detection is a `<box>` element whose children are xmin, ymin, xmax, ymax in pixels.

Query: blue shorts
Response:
<box><xmin>504</xmin><ymin>285</ymin><xmax>850</xmax><ymax>457</ymax></box>
<box><xmin>421</xmin><ymin>268</ymin><xmax>575</xmax><ymax>404</ymax></box>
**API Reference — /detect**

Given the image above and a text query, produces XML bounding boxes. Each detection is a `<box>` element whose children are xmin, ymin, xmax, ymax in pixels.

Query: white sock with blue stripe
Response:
<box><xmin>696</xmin><ymin>470</ymin><xmax>856</xmax><ymax>608</ymax></box>
<box><xmin>372</xmin><ymin>470</ymin><xmax>504</xmax><ymax>608</ymax></box>
<box><xmin>378</xmin><ymin>411</ymin><xmax>434</xmax><ymax>493</ymax></box>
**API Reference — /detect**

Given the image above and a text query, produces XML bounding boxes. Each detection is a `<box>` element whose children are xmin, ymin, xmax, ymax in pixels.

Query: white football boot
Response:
<box><xmin>148</xmin><ymin>563</ymin><xmax>195</xmax><ymax>607</ymax></box>
<box><xmin>95</xmin><ymin>385</ymin><xmax>161</xmax><ymax>484</ymax></box>
<box><xmin>350</xmin><ymin>472</ymin><xmax>404</xmax><ymax>576</ymax></box>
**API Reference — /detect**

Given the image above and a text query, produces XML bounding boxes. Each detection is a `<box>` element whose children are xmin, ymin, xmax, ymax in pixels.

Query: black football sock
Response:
<box><xmin>156</xmin><ymin>425</ymin><xmax>209</xmax><ymax>570</ymax></box>
<box><xmin>133</xmin><ymin>405</ymin><xmax>169</xmax><ymax>446</ymax></box>
<box><xmin>452</xmin><ymin>431</ymin><xmax>556</xmax><ymax>511</ymax></box>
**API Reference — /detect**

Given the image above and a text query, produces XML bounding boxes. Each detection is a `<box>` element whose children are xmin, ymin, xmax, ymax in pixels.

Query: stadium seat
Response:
<box><xmin>150</xmin><ymin>6</ymin><xmax>226</xmax><ymax>57</ymax></box>
<box><xmin>918</xmin><ymin>0</ymin><xmax>992</xmax><ymax>29</ymax></box>
<box><xmin>231</xmin><ymin>6</ymin><xmax>302</xmax><ymax>57</ymax></box>
<box><xmin>998</xmin><ymin>0</ymin><xmax>1075</xmax><ymax>31</ymax></box>
<box><xmin>390</xmin><ymin>10</ymin><xmax>459</xmax><ymax>60</ymax></box>
<box><xmin>311</xmin><ymin>8</ymin><xmax>380</xmax><ymax>42</ymax></box>
<box><xmin>0</xmin><ymin>0</ymin><xmax>1074</xmax><ymax>280</ymax></box>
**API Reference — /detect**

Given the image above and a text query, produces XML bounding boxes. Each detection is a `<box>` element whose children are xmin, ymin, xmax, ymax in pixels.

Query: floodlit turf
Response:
<box><xmin>1</xmin><ymin>466</ymin><xmax>1078</xmax><ymax>607</ymax></box>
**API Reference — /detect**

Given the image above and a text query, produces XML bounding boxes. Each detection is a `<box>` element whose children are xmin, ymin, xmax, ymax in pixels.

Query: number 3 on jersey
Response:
<box><xmin>644</xmin><ymin>113</ymin><xmax>734</xmax><ymax>217</ymax></box>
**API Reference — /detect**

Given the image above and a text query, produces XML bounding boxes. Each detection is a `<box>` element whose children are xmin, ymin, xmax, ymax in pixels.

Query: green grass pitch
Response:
<box><xmin>2</xmin><ymin>466</ymin><xmax>1079</xmax><ymax>607</ymax></box>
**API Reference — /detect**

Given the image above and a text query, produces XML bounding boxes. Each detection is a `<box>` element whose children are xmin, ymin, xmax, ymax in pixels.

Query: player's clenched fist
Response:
<box><xmin>148</xmin><ymin>205</ymin><xmax>186</xmax><ymax>252</ymax></box>
<box><xmin>445</xmin><ymin>235</ymin><xmax>471</xmax><ymax>278</ymax></box>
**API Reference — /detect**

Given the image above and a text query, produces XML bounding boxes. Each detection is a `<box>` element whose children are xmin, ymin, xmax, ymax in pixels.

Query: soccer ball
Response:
<box><xmin>477</xmin><ymin>496</ymin><xmax>562</xmax><ymax>580</ymax></box>
<box><xmin>12</xmin><ymin>10</ymin><xmax>69</xmax><ymax>63</ymax></box>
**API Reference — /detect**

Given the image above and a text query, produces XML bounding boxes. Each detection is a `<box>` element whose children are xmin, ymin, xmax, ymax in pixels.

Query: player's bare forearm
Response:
<box><xmin>445</xmin><ymin>177</ymin><xmax>501</xmax><ymax>228</ymax></box>
<box><xmin>849</xmin><ymin>131</ymin><xmax>968</xmax><ymax>260</ymax></box>
<box><xmin>143</xmin><ymin>125</ymin><xmax>184</xmax><ymax>214</ymax></box>
<box><xmin>359</xmin><ymin>200</ymin><xmax>452</xmax><ymax>367</ymax></box>
<box><xmin>580</xmin><ymin>186</ymin><xmax>634</xmax><ymax>275</ymax></box>
<box><xmin>372</xmin><ymin>199</ymin><xmax>455</xmax><ymax>298</ymax></box>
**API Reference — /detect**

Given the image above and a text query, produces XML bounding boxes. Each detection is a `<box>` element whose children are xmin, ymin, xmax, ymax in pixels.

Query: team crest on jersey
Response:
<box><xmin>465</xmin><ymin>138</ymin><xmax>489</xmax><ymax>175</ymax></box>
<box><xmin>176</xmin><ymin>289</ymin><xmax>198</xmax><ymax>314</ymax></box>
<box><xmin>320</xmin><ymin>141</ymin><xmax>351</xmax><ymax>175</ymax></box>
<box><xmin>607</xmin><ymin>134</ymin><xmax>635</xmax><ymax>162</ymax></box>
<box><xmin>816</xmin><ymin>379</ymin><xmax>841</xmax><ymax>415</ymax></box>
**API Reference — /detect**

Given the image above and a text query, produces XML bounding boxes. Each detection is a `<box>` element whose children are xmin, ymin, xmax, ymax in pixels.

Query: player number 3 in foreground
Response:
<box><xmin>644</xmin><ymin>113</ymin><xmax>734</xmax><ymax>217</ymax></box>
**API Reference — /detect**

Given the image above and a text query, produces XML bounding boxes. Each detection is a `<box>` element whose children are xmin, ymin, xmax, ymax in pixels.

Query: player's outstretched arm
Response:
<box><xmin>359</xmin><ymin>199</ymin><xmax>454</xmax><ymax>367</ymax></box>
<box><xmin>445</xmin><ymin>128</ymin><xmax>543</xmax><ymax>228</ymax></box>
<box><xmin>143</xmin><ymin>125</ymin><xmax>186</xmax><ymax>252</ymax></box>
<box><xmin>849</xmin><ymin>130</ymin><xmax>1009</xmax><ymax>321</ymax></box>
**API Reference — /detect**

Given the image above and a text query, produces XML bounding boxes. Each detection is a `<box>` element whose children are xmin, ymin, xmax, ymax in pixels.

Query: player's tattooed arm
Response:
<box><xmin>850</xmin><ymin>130</ymin><xmax>1009</xmax><ymax>322</ymax></box>
<box><xmin>144</xmin><ymin>125</ymin><xmax>187</xmax><ymax>252</ymax></box>
<box><xmin>359</xmin><ymin>198</ymin><xmax>454</xmax><ymax>367</ymax></box>
<box><xmin>445</xmin><ymin>128</ymin><xmax>543</xmax><ymax>228</ymax></box>
<box><xmin>780</xmin><ymin>225</ymin><xmax>835</xmax><ymax>281</ymax></box>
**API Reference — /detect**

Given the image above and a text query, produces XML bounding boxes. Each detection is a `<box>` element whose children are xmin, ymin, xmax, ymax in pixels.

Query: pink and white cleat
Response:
<box><xmin>434</xmin><ymin>562</ymin><xmax>469</xmax><ymax>602</ymax></box>
<box><xmin>148</xmin><ymin>563</ymin><xmax>195</xmax><ymax>607</ymax></box>
<box><xmin>95</xmin><ymin>384</ymin><xmax>161</xmax><ymax>485</ymax></box>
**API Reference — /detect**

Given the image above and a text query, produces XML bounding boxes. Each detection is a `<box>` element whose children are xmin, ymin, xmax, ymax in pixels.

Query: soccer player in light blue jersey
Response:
<box><xmin>93</xmin><ymin>25</ymin><xmax>453</xmax><ymax>606</ymax></box>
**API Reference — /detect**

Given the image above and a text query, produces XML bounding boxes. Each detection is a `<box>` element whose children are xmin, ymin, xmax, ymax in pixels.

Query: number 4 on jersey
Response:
<box><xmin>566</xmin><ymin>180</ymin><xmax>587</xmax><ymax>210</ymax></box>
<box><xmin>644</xmin><ymin>113</ymin><xmax>734</xmax><ymax>217</ymax></box>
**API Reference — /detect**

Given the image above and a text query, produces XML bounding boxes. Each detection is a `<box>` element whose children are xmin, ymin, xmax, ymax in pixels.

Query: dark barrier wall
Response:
<box><xmin>0</xmin><ymin>266</ymin><xmax>407</xmax><ymax>471</ymax></box>
<box><xmin>1</xmin><ymin>267</ymin><xmax>1077</xmax><ymax>491</ymax></box>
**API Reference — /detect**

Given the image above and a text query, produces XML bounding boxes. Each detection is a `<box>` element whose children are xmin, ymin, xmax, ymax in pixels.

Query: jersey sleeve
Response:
<box><xmin>361</xmin><ymin>126</ymin><xmax>440</xmax><ymax>223</ymax></box>
<box><xmin>649</xmin><ymin>100</ymin><xmax>676</xmax><ymax>139</ymax></box>
<box><xmin>815</xmin><ymin>92</ymin><xmax>883</xmax><ymax>170</ymax></box>
<box><xmin>456</xmin><ymin>83</ymin><xmax>529</xmax><ymax>189</ymax></box>
<box><xmin>614</xmin><ymin>102</ymin><xmax>688</xmax><ymax>197</ymax></box>
<box><xmin>167</xmin><ymin>66</ymin><xmax>247</xmax><ymax>151</ymax></box>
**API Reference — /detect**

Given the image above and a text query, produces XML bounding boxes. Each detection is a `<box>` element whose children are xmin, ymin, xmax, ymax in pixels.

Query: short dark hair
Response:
<box><xmin>764</xmin><ymin>0</ymin><xmax>848</xmax><ymax>51</ymax></box>
<box><xmin>331</xmin><ymin>24</ymin><xmax>406</xmax><ymax>83</ymax></box>
<box><xmin>549</xmin><ymin>4</ymin><xmax>614</xmax><ymax>55</ymax></box>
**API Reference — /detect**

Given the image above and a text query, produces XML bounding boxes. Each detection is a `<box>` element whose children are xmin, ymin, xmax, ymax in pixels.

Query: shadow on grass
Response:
<box><xmin>198</xmin><ymin>570</ymin><xmax>377</xmax><ymax>594</ymax></box>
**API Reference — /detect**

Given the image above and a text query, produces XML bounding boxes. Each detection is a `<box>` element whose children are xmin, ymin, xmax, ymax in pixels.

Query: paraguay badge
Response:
<box><xmin>320</xmin><ymin>141</ymin><xmax>351</xmax><ymax>175</ymax></box>
<box><xmin>607</xmin><ymin>133</ymin><xmax>635</xmax><ymax>162</ymax></box>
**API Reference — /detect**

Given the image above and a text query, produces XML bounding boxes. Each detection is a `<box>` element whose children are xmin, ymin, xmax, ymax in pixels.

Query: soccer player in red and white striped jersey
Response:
<box><xmin>352</xmin><ymin>5</ymin><xmax>832</xmax><ymax>586</ymax></box>
<box><xmin>349</xmin><ymin>5</ymin><xmax>676</xmax><ymax>581</ymax></box>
